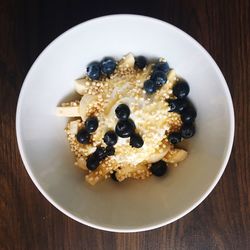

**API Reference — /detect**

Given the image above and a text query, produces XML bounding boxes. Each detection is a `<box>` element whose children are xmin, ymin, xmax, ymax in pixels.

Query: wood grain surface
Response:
<box><xmin>0</xmin><ymin>0</ymin><xmax>249</xmax><ymax>249</ymax></box>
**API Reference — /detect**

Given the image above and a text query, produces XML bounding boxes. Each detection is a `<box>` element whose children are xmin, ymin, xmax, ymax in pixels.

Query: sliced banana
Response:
<box><xmin>119</xmin><ymin>53</ymin><xmax>135</xmax><ymax>68</ymax></box>
<box><xmin>147</xmin><ymin>145</ymin><xmax>171</xmax><ymax>163</ymax></box>
<box><xmin>103</xmin><ymin>93</ymin><xmax>119</xmax><ymax>116</ymax></box>
<box><xmin>78</xmin><ymin>144</ymin><xmax>96</xmax><ymax>156</ymax></box>
<box><xmin>79</xmin><ymin>94</ymin><xmax>98</xmax><ymax>121</ymax></box>
<box><xmin>68</xmin><ymin>120</ymin><xmax>79</xmax><ymax>134</ymax></box>
<box><xmin>115</xmin><ymin>144</ymin><xmax>170</xmax><ymax>165</ymax></box>
<box><xmin>76</xmin><ymin>157</ymin><xmax>88</xmax><ymax>171</ymax></box>
<box><xmin>163</xmin><ymin>148</ymin><xmax>187</xmax><ymax>163</ymax></box>
<box><xmin>75</xmin><ymin>78</ymin><xmax>90</xmax><ymax>95</ymax></box>
<box><xmin>167</xmin><ymin>69</ymin><xmax>177</xmax><ymax>84</ymax></box>
<box><xmin>56</xmin><ymin>106</ymin><xmax>80</xmax><ymax>117</ymax></box>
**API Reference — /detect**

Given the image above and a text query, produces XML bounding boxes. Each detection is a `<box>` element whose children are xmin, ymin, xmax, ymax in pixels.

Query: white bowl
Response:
<box><xmin>16</xmin><ymin>14</ymin><xmax>234</xmax><ymax>232</ymax></box>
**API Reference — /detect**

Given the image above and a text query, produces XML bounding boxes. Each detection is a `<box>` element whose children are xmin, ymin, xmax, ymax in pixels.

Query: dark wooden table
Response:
<box><xmin>1</xmin><ymin>0</ymin><xmax>249</xmax><ymax>249</ymax></box>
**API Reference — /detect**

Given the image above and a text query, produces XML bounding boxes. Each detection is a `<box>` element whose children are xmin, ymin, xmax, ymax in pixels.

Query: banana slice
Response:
<box><xmin>76</xmin><ymin>157</ymin><xmax>88</xmax><ymax>171</ymax></box>
<box><xmin>56</xmin><ymin>106</ymin><xmax>80</xmax><ymax>117</ymax></box>
<box><xmin>167</xmin><ymin>69</ymin><xmax>177</xmax><ymax>84</ymax></box>
<box><xmin>78</xmin><ymin>144</ymin><xmax>97</xmax><ymax>156</ymax></box>
<box><xmin>163</xmin><ymin>148</ymin><xmax>187</xmax><ymax>163</ymax></box>
<box><xmin>79</xmin><ymin>94</ymin><xmax>98</xmax><ymax>120</ymax></box>
<box><xmin>75</xmin><ymin>78</ymin><xmax>90</xmax><ymax>95</ymax></box>
<box><xmin>103</xmin><ymin>93</ymin><xmax>120</xmax><ymax>116</ymax></box>
<box><xmin>147</xmin><ymin>146</ymin><xmax>171</xmax><ymax>163</ymax></box>
<box><xmin>119</xmin><ymin>53</ymin><xmax>135</xmax><ymax>68</ymax></box>
<box><xmin>114</xmin><ymin>144</ymin><xmax>170</xmax><ymax>166</ymax></box>
<box><xmin>68</xmin><ymin>120</ymin><xmax>79</xmax><ymax>134</ymax></box>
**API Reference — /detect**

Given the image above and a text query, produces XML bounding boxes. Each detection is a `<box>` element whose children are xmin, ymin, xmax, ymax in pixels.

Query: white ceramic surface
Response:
<box><xmin>16</xmin><ymin>15</ymin><xmax>234</xmax><ymax>232</ymax></box>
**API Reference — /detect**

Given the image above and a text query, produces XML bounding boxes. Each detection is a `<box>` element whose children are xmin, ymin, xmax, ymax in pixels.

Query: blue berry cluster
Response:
<box><xmin>167</xmin><ymin>80</ymin><xmax>196</xmax><ymax>144</ymax></box>
<box><xmin>76</xmin><ymin>55</ymin><xmax>197</xmax><ymax>179</ymax></box>
<box><xmin>76</xmin><ymin>116</ymin><xmax>99</xmax><ymax>144</ymax></box>
<box><xmin>76</xmin><ymin>103</ymin><xmax>145</xmax><ymax>172</ymax></box>
<box><xmin>87</xmin><ymin>57</ymin><xmax>117</xmax><ymax>80</ymax></box>
<box><xmin>149</xmin><ymin>77</ymin><xmax>196</xmax><ymax>177</ymax></box>
<box><xmin>75</xmin><ymin>115</ymin><xmax>115</xmax><ymax>171</ymax></box>
<box><xmin>86</xmin><ymin>145</ymin><xmax>115</xmax><ymax>171</ymax></box>
<box><xmin>143</xmin><ymin>61</ymin><xmax>170</xmax><ymax>94</ymax></box>
<box><xmin>140</xmin><ymin>57</ymin><xmax>196</xmax><ymax>177</ymax></box>
<box><xmin>114</xmin><ymin>104</ymin><xmax>144</xmax><ymax>148</ymax></box>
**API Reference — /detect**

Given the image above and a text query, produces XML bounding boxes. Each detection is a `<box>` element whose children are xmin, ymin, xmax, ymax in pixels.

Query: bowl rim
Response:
<box><xmin>16</xmin><ymin>14</ymin><xmax>235</xmax><ymax>233</ymax></box>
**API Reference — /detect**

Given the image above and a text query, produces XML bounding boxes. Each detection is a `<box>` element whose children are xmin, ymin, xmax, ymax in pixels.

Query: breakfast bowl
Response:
<box><xmin>16</xmin><ymin>14</ymin><xmax>234</xmax><ymax>232</ymax></box>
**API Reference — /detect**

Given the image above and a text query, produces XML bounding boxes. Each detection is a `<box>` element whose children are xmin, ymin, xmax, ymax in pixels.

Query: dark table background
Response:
<box><xmin>0</xmin><ymin>0</ymin><xmax>249</xmax><ymax>249</ymax></box>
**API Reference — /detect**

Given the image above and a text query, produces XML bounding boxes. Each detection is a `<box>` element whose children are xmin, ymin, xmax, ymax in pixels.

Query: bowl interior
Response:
<box><xmin>16</xmin><ymin>15</ymin><xmax>234</xmax><ymax>232</ymax></box>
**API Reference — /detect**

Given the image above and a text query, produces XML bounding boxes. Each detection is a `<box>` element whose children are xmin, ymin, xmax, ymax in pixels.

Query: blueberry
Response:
<box><xmin>86</xmin><ymin>155</ymin><xmax>100</xmax><ymax>170</ymax></box>
<box><xmin>167</xmin><ymin>99</ymin><xmax>179</xmax><ymax>112</ymax></box>
<box><xmin>135</xmin><ymin>56</ymin><xmax>147</xmax><ymax>69</ymax></box>
<box><xmin>181</xmin><ymin>123</ymin><xmax>195</xmax><ymax>139</ymax></box>
<box><xmin>143</xmin><ymin>79</ymin><xmax>157</xmax><ymax>94</ymax></box>
<box><xmin>154</xmin><ymin>62</ymin><xmax>169</xmax><ymax>73</ymax></box>
<box><xmin>181</xmin><ymin>106</ymin><xmax>197</xmax><ymax>123</ymax></box>
<box><xmin>104</xmin><ymin>130</ymin><xmax>118</xmax><ymax>146</ymax></box>
<box><xmin>93</xmin><ymin>146</ymin><xmax>107</xmax><ymax>161</ymax></box>
<box><xmin>110</xmin><ymin>171</ymin><xmax>118</xmax><ymax>182</ymax></box>
<box><xmin>100</xmin><ymin>57</ymin><xmax>116</xmax><ymax>75</ymax></box>
<box><xmin>106</xmin><ymin>146</ymin><xmax>115</xmax><ymax>156</ymax></box>
<box><xmin>85</xmin><ymin>116</ymin><xmax>98</xmax><ymax>133</ymax></box>
<box><xmin>168</xmin><ymin>132</ymin><xmax>182</xmax><ymax>144</ymax></box>
<box><xmin>130</xmin><ymin>133</ymin><xmax>144</xmax><ymax>148</ymax></box>
<box><xmin>115</xmin><ymin>104</ymin><xmax>130</xmax><ymax>120</ymax></box>
<box><xmin>150</xmin><ymin>160</ymin><xmax>168</xmax><ymax>177</ymax></box>
<box><xmin>115</xmin><ymin>119</ymin><xmax>136</xmax><ymax>138</ymax></box>
<box><xmin>86</xmin><ymin>62</ymin><xmax>101</xmax><ymax>80</ymax></box>
<box><xmin>76</xmin><ymin>129</ymin><xmax>90</xmax><ymax>144</ymax></box>
<box><xmin>173</xmin><ymin>80</ymin><xmax>190</xmax><ymax>99</ymax></box>
<box><xmin>150</xmin><ymin>70</ymin><xmax>167</xmax><ymax>87</ymax></box>
<box><xmin>177</xmin><ymin>99</ymin><xmax>189</xmax><ymax>113</ymax></box>
<box><xmin>167</xmin><ymin>98</ymin><xmax>189</xmax><ymax>113</ymax></box>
